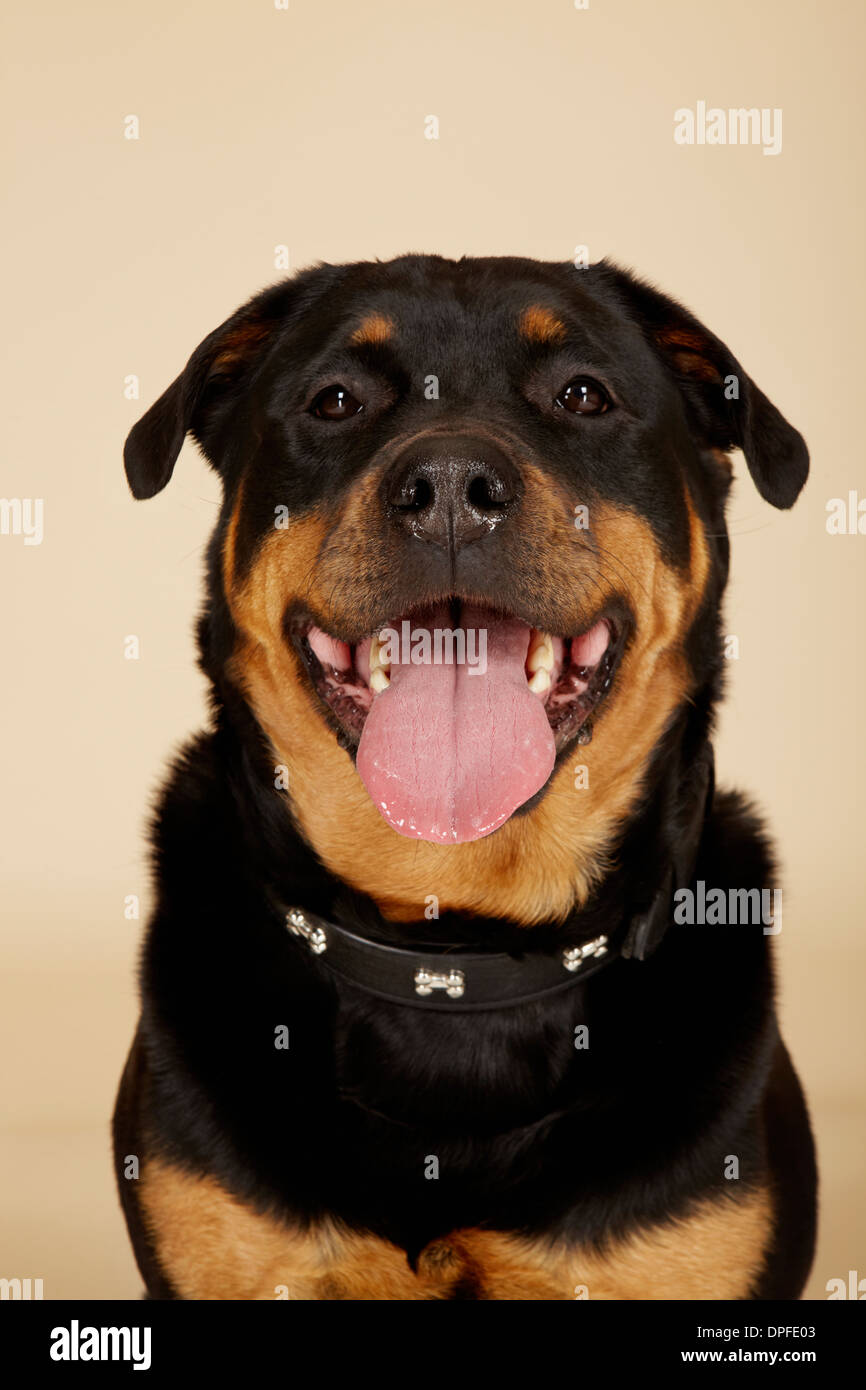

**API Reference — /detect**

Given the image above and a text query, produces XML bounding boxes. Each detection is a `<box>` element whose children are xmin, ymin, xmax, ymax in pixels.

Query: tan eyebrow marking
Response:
<box><xmin>350</xmin><ymin>313</ymin><xmax>395</xmax><ymax>346</ymax></box>
<box><xmin>519</xmin><ymin>305</ymin><xmax>567</xmax><ymax>344</ymax></box>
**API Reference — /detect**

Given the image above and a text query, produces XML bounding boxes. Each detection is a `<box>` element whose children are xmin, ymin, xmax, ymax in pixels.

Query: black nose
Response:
<box><xmin>384</xmin><ymin>435</ymin><xmax>521</xmax><ymax>550</ymax></box>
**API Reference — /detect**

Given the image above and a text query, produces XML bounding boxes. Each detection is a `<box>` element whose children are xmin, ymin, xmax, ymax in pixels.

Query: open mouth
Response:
<box><xmin>294</xmin><ymin>601</ymin><xmax>625</xmax><ymax>844</ymax></box>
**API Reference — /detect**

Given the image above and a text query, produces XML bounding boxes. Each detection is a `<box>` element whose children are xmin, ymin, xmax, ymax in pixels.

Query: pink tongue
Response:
<box><xmin>356</xmin><ymin>604</ymin><xmax>555</xmax><ymax>843</ymax></box>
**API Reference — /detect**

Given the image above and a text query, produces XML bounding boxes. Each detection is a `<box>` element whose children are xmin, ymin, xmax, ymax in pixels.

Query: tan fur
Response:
<box><xmin>654</xmin><ymin>326</ymin><xmax>723</xmax><ymax>383</ymax></box>
<box><xmin>670</xmin><ymin>350</ymin><xmax>722</xmax><ymax>383</ymax></box>
<box><xmin>222</xmin><ymin>478</ymin><xmax>245</xmax><ymax>591</ymax></box>
<box><xmin>519</xmin><ymin>305</ymin><xmax>566</xmax><ymax>344</ymax></box>
<box><xmin>139</xmin><ymin>1158</ymin><xmax>771</xmax><ymax>1300</ymax></box>
<box><xmin>350</xmin><ymin>312</ymin><xmax>394</xmax><ymax>346</ymax></box>
<box><xmin>222</xmin><ymin>460</ymin><xmax>710</xmax><ymax>924</ymax></box>
<box><xmin>210</xmin><ymin>318</ymin><xmax>276</xmax><ymax>374</ymax></box>
<box><xmin>654</xmin><ymin>327</ymin><xmax>708</xmax><ymax>352</ymax></box>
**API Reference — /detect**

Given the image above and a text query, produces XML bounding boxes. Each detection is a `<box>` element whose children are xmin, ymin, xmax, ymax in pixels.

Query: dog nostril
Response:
<box><xmin>391</xmin><ymin>473</ymin><xmax>434</xmax><ymax>512</ymax></box>
<box><xmin>466</xmin><ymin>471</ymin><xmax>511</xmax><ymax>513</ymax></box>
<box><xmin>404</xmin><ymin>476</ymin><xmax>433</xmax><ymax>511</ymax></box>
<box><xmin>384</xmin><ymin>435</ymin><xmax>522</xmax><ymax>549</ymax></box>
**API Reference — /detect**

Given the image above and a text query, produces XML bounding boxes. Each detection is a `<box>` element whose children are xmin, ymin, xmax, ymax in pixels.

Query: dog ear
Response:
<box><xmin>592</xmin><ymin>262</ymin><xmax>809</xmax><ymax>509</ymax></box>
<box><xmin>123</xmin><ymin>295</ymin><xmax>285</xmax><ymax>500</ymax></box>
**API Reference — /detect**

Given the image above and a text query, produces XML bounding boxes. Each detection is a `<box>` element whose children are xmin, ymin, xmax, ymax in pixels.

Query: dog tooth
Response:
<box><xmin>370</xmin><ymin>632</ymin><xmax>392</xmax><ymax>673</ymax></box>
<box><xmin>527</xmin><ymin>633</ymin><xmax>554</xmax><ymax>673</ymax></box>
<box><xmin>370</xmin><ymin>666</ymin><xmax>390</xmax><ymax>693</ymax></box>
<box><xmin>528</xmin><ymin>668</ymin><xmax>551</xmax><ymax>695</ymax></box>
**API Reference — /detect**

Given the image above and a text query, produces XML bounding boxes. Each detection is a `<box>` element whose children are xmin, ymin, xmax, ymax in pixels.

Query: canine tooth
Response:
<box><xmin>527</xmin><ymin>632</ymin><xmax>554</xmax><ymax>673</ymax></box>
<box><xmin>370</xmin><ymin>666</ymin><xmax>390</xmax><ymax>693</ymax></box>
<box><xmin>370</xmin><ymin>632</ymin><xmax>392</xmax><ymax>674</ymax></box>
<box><xmin>528</xmin><ymin>668</ymin><xmax>551</xmax><ymax>695</ymax></box>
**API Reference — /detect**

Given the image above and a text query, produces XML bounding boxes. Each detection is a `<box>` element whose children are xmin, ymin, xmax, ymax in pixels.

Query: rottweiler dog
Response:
<box><xmin>114</xmin><ymin>255</ymin><xmax>817</xmax><ymax>1300</ymax></box>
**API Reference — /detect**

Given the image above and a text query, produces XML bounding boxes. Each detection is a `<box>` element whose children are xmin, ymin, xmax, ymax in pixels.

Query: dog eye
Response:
<box><xmin>310</xmin><ymin>385</ymin><xmax>364</xmax><ymax>420</ymax></box>
<box><xmin>555</xmin><ymin>377</ymin><xmax>611</xmax><ymax>416</ymax></box>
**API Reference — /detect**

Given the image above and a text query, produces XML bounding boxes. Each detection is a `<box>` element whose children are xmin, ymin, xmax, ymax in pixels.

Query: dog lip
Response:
<box><xmin>545</xmin><ymin>617</ymin><xmax>625</xmax><ymax>750</ymax></box>
<box><xmin>289</xmin><ymin>620</ymin><xmax>372</xmax><ymax>745</ymax></box>
<box><xmin>289</xmin><ymin>601</ymin><xmax>628</xmax><ymax>756</ymax></box>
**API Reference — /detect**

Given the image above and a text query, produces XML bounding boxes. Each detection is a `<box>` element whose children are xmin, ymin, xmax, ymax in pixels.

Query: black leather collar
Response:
<box><xmin>279</xmin><ymin>747</ymin><xmax>714</xmax><ymax>1012</ymax></box>
<box><xmin>282</xmin><ymin>906</ymin><xmax>617</xmax><ymax>1011</ymax></box>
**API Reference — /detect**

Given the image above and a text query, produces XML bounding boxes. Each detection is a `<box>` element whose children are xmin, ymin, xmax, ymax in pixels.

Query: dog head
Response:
<box><xmin>125</xmin><ymin>255</ymin><xmax>807</xmax><ymax>923</ymax></box>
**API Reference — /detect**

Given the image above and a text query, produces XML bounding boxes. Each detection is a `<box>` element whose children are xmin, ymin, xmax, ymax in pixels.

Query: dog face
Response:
<box><xmin>125</xmin><ymin>255</ymin><xmax>807</xmax><ymax>923</ymax></box>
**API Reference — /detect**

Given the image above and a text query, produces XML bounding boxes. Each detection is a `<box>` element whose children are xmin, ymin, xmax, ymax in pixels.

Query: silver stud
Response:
<box><xmin>286</xmin><ymin>908</ymin><xmax>327</xmax><ymax>955</ymax></box>
<box><xmin>414</xmin><ymin>967</ymin><xmax>465</xmax><ymax>999</ymax></box>
<box><xmin>562</xmin><ymin>934</ymin><xmax>609</xmax><ymax>973</ymax></box>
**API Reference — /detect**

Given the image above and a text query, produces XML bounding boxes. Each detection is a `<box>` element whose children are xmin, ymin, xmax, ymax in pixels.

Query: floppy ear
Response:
<box><xmin>123</xmin><ymin>296</ymin><xmax>284</xmax><ymax>500</ymax></box>
<box><xmin>594</xmin><ymin>262</ymin><xmax>809</xmax><ymax>509</ymax></box>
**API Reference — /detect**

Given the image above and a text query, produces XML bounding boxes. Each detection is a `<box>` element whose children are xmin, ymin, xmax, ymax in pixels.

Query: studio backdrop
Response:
<box><xmin>2</xmin><ymin>0</ymin><xmax>864</xmax><ymax>1300</ymax></box>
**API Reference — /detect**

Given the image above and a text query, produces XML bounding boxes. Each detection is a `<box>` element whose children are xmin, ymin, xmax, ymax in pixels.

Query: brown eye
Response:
<box><xmin>310</xmin><ymin>385</ymin><xmax>364</xmax><ymax>420</ymax></box>
<box><xmin>555</xmin><ymin>378</ymin><xmax>611</xmax><ymax>415</ymax></box>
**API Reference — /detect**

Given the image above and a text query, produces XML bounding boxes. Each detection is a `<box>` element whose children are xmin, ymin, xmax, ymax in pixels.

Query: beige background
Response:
<box><xmin>2</xmin><ymin>0</ymin><xmax>863</xmax><ymax>1299</ymax></box>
